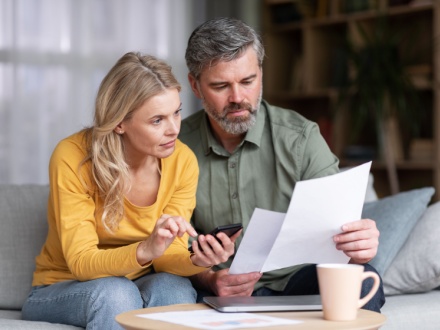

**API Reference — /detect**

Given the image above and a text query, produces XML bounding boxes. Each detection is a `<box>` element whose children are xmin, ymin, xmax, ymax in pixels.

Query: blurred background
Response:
<box><xmin>1</xmin><ymin>0</ymin><xmax>439</xmax><ymax>201</ymax></box>
<box><xmin>0</xmin><ymin>0</ymin><xmax>261</xmax><ymax>184</ymax></box>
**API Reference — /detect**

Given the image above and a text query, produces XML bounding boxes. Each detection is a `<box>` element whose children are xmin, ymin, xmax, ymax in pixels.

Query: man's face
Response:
<box><xmin>188</xmin><ymin>47</ymin><xmax>262</xmax><ymax>135</ymax></box>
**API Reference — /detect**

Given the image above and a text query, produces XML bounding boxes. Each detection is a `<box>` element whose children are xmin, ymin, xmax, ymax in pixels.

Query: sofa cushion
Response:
<box><xmin>362</xmin><ymin>187</ymin><xmax>434</xmax><ymax>276</ymax></box>
<box><xmin>383</xmin><ymin>201</ymin><xmax>440</xmax><ymax>295</ymax></box>
<box><xmin>0</xmin><ymin>184</ymin><xmax>49</xmax><ymax>310</ymax></box>
<box><xmin>0</xmin><ymin>317</ymin><xmax>83</xmax><ymax>330</ymax></box>
<box><xmin>381</xmin><ymin>290</ymin><xmax>440</xmax><ymax>330</ymax></box>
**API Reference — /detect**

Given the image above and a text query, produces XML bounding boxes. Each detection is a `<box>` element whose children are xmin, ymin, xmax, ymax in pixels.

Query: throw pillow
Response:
<box><xmin>383</xmin><ymin>201</ymin><xmax>440</xmax><ymax>295</ymax></box>
<box><xmin>361</xmin><ymin>187</ymin><xmax>435</xmax><ymax>276</ymax></box>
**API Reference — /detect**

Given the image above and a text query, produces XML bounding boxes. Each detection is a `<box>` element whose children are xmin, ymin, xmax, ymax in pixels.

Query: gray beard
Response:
<box><xmin>203</xmin><ymin>93</ymin><xmax>262</xmax><ymax>135</ymax></box>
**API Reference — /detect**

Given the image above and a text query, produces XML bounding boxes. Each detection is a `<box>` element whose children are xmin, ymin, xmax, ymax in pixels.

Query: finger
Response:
<box><xmin>185</xmin><ymin>221</ymin><xmax>198</xmax><ymax>237</ymax></box>
<box><xmin>169</xmin><ymin>216</ymin><xmax>197</xmax><ymax>237</ymax></box>
<box><xmin>156</xmin><ymin>227</ymin><xmax>175</xmax><ymax>239</ymax></box>
<box><xmin>343</xmin><ymin>247</ymin><xmax>377</xmax><ymax>262</ymax></box>
<box><xmin>222</xmin><ymin>272</ymin><xmax>262</xmax><ymax>287</ymax></box>
<box><xmin>229</xmin><ymin>228</ymin><xmax>243</xmax><ymax>242</ymax></box>
<box><xmin>214</xmin><ymin>232</ymin><xmax>232</xmax><ymax>246</ymax></box>
<box><xmin>335</xmin><ymin>237</ymin><xmax>379</xmax><ymax>252</ymax></box>
<box><xmin>341</xmin><ymin>219</ymin><xmax>376</xmax><ymax>232</ymax></box>
<box><xmin>197</xmin><ymin>235</ymin><xmax>212</xmax><ymax>253</ymax></box>
<box><xmin>335</xmin><ymin>226</ymin><xmax>379</xmax><ymax>244</ymax></box>
<box><xmin>217</xmin><ymin>273</ymin><xmax>261</xmax><ymax>296</ymax></box>
<box><xmin>211</xmin><ymin>234</ymin><xmax>236</xmax><ymax>260</ymax></box>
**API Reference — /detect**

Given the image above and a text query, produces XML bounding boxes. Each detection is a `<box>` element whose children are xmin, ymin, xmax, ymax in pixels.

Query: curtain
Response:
<box><xmin>0</xmin><ymin>0</ymin><xmax>206</xmax><ymax>184</ymax></box>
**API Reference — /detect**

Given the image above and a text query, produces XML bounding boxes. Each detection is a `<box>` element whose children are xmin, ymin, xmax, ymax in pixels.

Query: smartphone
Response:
<box><xmin>188</xmin><ymin>223</ymin><xmax>243</xmax><ymax>253</ymax></box>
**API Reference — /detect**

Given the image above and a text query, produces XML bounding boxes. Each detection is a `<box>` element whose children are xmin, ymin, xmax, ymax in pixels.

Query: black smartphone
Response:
<box><xmin>188</xmin><ymin>223</ymin><xmax>243</xmax><ymax>253</ymax></box>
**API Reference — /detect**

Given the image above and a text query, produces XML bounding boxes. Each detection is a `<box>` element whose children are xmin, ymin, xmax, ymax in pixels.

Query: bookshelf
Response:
<box><xmin>262</xmin><ymin>0</ymin><xmax>440</xmax><ymax>201</ymax></box>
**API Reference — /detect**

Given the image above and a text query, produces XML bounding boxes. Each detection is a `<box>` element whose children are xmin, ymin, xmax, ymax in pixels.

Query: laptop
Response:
<box><xmin>203</xmin><ymin>295</ymin><xmax>322</xmax><ymax>313</ymax></box>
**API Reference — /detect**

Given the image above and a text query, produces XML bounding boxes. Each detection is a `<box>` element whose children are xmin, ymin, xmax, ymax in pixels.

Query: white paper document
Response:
<box><xmin>229</xmin><ymin>162</ymin><xmax>372</xmax><ymax>274</ymax></box>
<box><xmin>137</xmin><ymin>310</ymin><xmax>302</xmax><ymax>329</ymax></box>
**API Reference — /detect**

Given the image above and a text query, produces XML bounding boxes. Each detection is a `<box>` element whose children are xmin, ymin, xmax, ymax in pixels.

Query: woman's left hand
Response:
<box><xmin>190</xmin><ymin>229</ymin><xmax>242</xmax><ymax>268</ymax></box>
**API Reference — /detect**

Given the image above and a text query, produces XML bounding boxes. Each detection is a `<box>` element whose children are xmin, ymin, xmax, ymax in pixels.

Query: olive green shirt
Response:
<box><xmin>179</xmin><ymin>100</ymin><xmax>339</xmax><ymax>291</ymax></box>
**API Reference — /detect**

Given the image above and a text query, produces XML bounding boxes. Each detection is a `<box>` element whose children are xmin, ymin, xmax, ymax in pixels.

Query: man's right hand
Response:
<box><xmin>194</xmin><ymin>268</ymin><xmax>262</xmax><ymax>297</ymax></box>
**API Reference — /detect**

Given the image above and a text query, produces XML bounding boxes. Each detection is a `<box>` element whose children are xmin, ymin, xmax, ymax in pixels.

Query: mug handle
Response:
<box><xmin>357</xmin><ymin>271</ymin><xmax>380</xmax><ymax>309</ymax></box>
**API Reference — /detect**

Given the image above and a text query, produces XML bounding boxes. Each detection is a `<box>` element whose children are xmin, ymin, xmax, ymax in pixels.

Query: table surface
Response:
<box><xmin>116</xmin><ymin>303</ymin><xmax>387</xmax><ymax>330</ymax></box>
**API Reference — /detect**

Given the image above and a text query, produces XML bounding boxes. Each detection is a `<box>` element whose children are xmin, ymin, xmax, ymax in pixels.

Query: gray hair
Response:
<box><xmin>185</xmin><ymin>17</ymin><xmax>265</xmax><ymax>79</ymax></box>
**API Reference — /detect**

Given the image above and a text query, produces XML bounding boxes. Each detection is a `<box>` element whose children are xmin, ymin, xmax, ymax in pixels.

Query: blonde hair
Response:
<box><xmin>81</xmin><ymin>52</ymin><xmax>181</xmax><ymax>232</ymax></box>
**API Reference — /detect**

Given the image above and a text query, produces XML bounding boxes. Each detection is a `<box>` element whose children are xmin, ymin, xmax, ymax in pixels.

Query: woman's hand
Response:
<box><xmin>189</xmin><ymin>229</ymin><xmax>242</xmax><ymax>268</ymax></box>
<box><xmin>136</xmin><ymin>214</ymin><xmax>197</xmax><ymax>265</ymax></box>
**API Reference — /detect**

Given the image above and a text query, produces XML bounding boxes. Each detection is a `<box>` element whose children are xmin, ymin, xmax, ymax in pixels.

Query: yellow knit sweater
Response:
<box><xmin>32</xmin><ymin>131</ymin><xmax>205</xmax><ymax>286</ymax></box>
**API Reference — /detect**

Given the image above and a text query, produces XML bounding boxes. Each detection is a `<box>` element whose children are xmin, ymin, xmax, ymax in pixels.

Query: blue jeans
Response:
<box><xmin>197</xmin><ymin>264</ymin><xmax>385</xmax><ymax>313</ymax></box>
<box><xmin>22</xmin><ymin>272</ymin><xmax>196</xmax><ymax>330</ymax></box>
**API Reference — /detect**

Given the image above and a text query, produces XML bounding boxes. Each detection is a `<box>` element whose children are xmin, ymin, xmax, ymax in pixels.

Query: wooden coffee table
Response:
<box><xmin>116</xmin><ymin>303</ymin><xmax>386</xmax><ymax>330</ymax></box>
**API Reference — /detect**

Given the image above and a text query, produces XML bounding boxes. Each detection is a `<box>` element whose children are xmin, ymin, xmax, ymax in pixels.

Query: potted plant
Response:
<box><xmin>337</xmin><ymin>17</ymin><xmax>423</xmax><ymax>194</ymax></box>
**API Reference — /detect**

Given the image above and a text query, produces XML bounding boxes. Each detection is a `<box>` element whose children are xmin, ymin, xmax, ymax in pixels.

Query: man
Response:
<box><xmin>179</xmin><ymin>17</ymin><xmax>385</xmax><ymax>312</ymax></box>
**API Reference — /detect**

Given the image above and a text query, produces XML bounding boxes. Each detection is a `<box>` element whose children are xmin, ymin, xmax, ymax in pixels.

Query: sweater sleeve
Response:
<box><xmin>152</xmin><ymin>141</ymin><xmax>208</xmax><ymax>275</ymax></box>
<box><xmin>49</xmin><ymin>136</ymin><xmax>149</xmax><ymax>282</ymax></box>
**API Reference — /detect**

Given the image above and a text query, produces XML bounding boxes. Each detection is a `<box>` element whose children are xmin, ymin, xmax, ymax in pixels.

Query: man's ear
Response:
<box><xmin>188</xmin><ymin>73</ymin><xmax>202</xmax><ymax>99</ymax></box>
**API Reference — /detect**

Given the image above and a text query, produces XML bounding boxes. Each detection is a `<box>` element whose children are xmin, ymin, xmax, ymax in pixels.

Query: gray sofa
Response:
<box><xmin>0</xmin><ymin>184</ymin><xmax>440</xmax><ymax>329</ymax></box>
<box><xmin>0</xmin><ymin>185</ymin><xmax>83</xmax><ymax>330</ymax></box>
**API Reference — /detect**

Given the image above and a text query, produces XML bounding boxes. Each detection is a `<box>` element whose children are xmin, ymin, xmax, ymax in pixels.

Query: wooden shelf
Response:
<box><xmin>262</xmin><ymin>0</ymin><xmax>440</xmax><ymax>201</ymax></box>
<box><xmin>341</xmin><ymin>160</ymin><xmax>436</xmax><ymax>171</ymax></box>
<box><xmin>268</xmin><ymin>1</ymin><xmax>434</xmax><ymax>31</ymax></box>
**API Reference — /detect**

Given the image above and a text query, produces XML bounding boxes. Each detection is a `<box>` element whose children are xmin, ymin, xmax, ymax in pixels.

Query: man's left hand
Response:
<box><xmin>333</xmin><ymin>219</ymin><xmax>379</xmax><ymax>264</ymax></box>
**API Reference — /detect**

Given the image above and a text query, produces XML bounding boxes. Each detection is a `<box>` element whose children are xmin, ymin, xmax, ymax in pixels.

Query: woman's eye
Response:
<box><xmin>153</xmin><ymin>118</ymin><xmax>162</xmax><ymax>125</ymax></box>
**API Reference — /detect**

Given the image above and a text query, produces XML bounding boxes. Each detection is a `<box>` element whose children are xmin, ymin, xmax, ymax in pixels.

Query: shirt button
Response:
<box><xmin>230</xmin><ymin>163</ymin><xmax>236</xmax><ymax>168</ymax></box>
<box><xmin>232</xmin><ymin>192</ymin><xmax>238</xmax><ymax>199</ymax></box>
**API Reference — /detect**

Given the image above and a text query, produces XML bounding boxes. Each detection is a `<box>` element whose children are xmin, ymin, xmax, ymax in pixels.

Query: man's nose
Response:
<box><xmin>228</xmin><ymin>85</ymin><xmax>244</xmax><ymax>104</ymax></box>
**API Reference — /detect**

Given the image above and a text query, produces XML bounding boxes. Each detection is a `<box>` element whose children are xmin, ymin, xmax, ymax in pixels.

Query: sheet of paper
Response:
<box><xmin>137</xmin><ymin>310</ymin><xmax>302</xmax><ymax>329</ymax></box>
<box><xmin>229</xmin><ymin>208</ymin><xmax>285</xmax><ymax>274</ymax></box>
<box><xmin>230</xmin><ymin>161</ymin><xmax>372</xmax><ymax>274</ymax></box>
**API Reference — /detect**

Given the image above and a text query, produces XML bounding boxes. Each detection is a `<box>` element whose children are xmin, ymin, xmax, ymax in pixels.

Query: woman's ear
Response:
<box><xmin>114</xmin><ymin>123</ymin><xmax>124</xmax><ymax>135</ymax></box>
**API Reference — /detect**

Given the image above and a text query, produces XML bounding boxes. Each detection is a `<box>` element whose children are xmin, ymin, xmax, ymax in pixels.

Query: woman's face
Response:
<box><xmin>118</xmin><ymin>88</ymin><xmax>181</xmax><ymax>161</ymax></box>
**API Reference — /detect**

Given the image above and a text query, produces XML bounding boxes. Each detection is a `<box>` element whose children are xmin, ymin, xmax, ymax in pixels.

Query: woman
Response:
<box><xmin>22</xmin><ymin>52</ymin><xmax>237</xmax><ymax>329</ymax></box>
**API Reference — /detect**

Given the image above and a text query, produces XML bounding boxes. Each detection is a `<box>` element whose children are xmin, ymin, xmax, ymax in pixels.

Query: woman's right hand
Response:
<box><xmin>136</xmin><ymin>214</ymin><xmax>197</xmax><ymax>265</ymax></box>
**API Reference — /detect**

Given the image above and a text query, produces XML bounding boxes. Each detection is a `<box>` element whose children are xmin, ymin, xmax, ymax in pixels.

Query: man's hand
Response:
<box><xmin>191</xmin><ymin>268</ymin><xmax>262</xmax><ymax>297</ymax></box>
<box><xmin>333</xmin><ymin>219</ymin><xmax>379</xmax><ymax>264</ymax></box>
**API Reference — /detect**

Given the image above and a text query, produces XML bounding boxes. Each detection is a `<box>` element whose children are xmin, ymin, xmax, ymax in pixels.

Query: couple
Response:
<box><xmin>22</xmin><ymin>17</ymin><xmax>385</xmax><ymax>329</ymax></box>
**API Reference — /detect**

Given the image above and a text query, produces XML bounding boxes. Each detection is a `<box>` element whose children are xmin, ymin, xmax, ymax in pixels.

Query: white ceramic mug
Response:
<box><xmin>317</xmin><ymin>263</ymin><xmax>380</xmax><ymax>321</ymax></box>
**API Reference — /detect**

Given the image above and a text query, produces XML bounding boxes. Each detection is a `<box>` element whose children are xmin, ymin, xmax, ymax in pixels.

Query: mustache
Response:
<box><xmin>224</xmin><ymin>102</ymin><xmax>253</xmax><ymax>113</ymax></box>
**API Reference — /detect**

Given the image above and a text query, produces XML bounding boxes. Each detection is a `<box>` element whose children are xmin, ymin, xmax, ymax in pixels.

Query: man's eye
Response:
<box><xmin>242</xmin><ymin>80</ymin><xmax>253</xmax><ymax>85</ymax></box>
<box><xmin>174</xmin><ymin>109</ymin><xmax>182</xmax><ymax>116</ymax></box>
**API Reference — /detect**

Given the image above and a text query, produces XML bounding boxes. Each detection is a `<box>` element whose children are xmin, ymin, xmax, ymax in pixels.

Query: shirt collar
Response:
<box><xmin>200</xmin><ymin>100</ymin><xmax>267</xmax><ymax>156</ymax></box>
